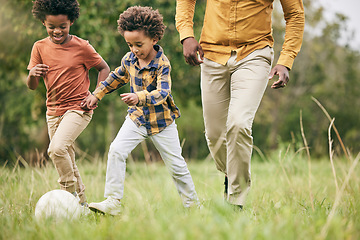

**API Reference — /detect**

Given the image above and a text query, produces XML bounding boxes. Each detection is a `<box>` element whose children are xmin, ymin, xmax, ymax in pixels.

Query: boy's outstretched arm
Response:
<box><xmin>81</xmin><ymin>56</ymin><xmax>130</xmax><ymax>110</ymax></box>
<box><xmin>27</xmin><ymin>64</ymin><xmax>49</xmax><ymax>90</ymax></box>
<box><xmin>80</xmin><ymin>59</ymin><xmax>110</xmax><ymax>110</ymax></box>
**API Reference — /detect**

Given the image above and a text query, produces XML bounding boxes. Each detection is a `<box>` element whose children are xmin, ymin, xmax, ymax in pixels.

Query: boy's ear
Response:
<box><xmin>152</xmin><ymin>38</ymin><xmax>159</xmax><ymax>45</ymax></box>
<box><xmin>70</xmin><ymin>21</ymin><xmax>74</xmax><ymax>26</ymax></box>
<box><xmin>42</xmin><ymin>21</ymin><xmax>46</xmax><ymax>26</ymax></box>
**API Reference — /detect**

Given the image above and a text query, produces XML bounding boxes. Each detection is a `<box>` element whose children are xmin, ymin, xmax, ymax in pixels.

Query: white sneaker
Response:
<box><xmin>89</xmin><ymin>196</ymin><xmax>121</xmax><ymax>215</ymax></box>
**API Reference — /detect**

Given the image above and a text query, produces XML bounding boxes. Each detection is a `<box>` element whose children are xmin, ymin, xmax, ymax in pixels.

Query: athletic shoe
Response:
<box><xmin>224</xmin><ymin>175</ymin><xmax>228</xmax><ymax>198</ymax></box>
<box><xmin>89</xmin><ymin>196</ymin><xmax>121</xmax><ymax>215</ymax></box>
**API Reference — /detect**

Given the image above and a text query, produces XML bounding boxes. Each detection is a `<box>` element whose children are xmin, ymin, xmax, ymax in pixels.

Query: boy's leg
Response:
<box><xmin>68</xmin><ymin>142</ymin><xmax>87</xmax><ymax>203</ymax></box>
<box><xmin>104</xmin><ymin>116</ymin><xmax>146</xmax><ymax>199</ymax></box>
<box><xmin>150</xmin><ymin>122</ymin><xmax>199</xmax><ymax>208</ymax></box>
<box><xmin>46</xmin><ymin>110</ymin><xmax>92</xmax><ymax>197</ymax></box>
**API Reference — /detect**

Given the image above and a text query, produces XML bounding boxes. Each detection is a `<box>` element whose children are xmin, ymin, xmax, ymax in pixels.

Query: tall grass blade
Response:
<box><xmin>300</xmin><ymin>110</ymin><xmax>315</xmax><ymax>211</ymax></box>
<box><xmin>312</xmin><ymin>96</ymin><xmax>350</xmax><ymax>162</ymax></box>
<box><xmin>320</xmin><ymin>153</ymin><xmax>360</xmax><ymax>239</ymax></box>
<box><xmin>278</xmin><ymin>144</ymin><xmax>292</xmax><ymax>187</ymax></box>
<box><xmin>328</xmin><ymin>119</ymin><xmax>339</xmax><ymax>194</ymax></box>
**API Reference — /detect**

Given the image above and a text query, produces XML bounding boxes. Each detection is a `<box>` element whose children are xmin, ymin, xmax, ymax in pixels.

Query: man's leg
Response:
<box><xmin>226</xmin><ymin>47</ymin><xmax>273</xmax><ymax>206</ymax></box>
<box><xmin>200</xmin><ymin>58</ymin><xmax>231</xmax><ymax>174</ymax></box>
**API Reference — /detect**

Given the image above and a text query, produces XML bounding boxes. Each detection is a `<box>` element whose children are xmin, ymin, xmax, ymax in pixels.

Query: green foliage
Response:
<box><xmin>1</xmin><ymin>0</ymin><xmax>360</xmax><ymax>164</ymax></box>
<box><xmin>0</xmin><ymin>0</ymin><xmax>45</xmax><ymax>161</ymax></box>
<box><xmin>255</xmin><ymin>0</ymin><xmax>360</xmax><ymax>157</ymax></box>
<box><xmin>1</xmin><ymin>153</ymin><xmax>360</xmax><ymax>239</ymax></box>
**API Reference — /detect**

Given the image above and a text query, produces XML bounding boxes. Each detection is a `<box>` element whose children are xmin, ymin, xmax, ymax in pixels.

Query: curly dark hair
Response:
<box><xmin>117</xmin><ymin>6</ymin><xmax>166</xmax><ymax>41</ymax></box>
<box><xmin>32</xmin><ymin>0</ymin><xmax>80</xmax><ymax>22</ymax></box>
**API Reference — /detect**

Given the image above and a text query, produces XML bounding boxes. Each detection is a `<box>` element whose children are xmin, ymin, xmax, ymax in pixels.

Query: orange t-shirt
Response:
<box><xmin>27</xmin><ymin>35</ymin><xmax>103</xmax><ymax>116</ymax></box>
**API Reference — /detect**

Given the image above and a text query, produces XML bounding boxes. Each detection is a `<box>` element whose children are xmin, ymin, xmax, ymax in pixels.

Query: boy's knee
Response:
<box><xmin>108</xmin><ymin>143</ymin><xmax>127</xmax><ymax>162</ymax></box>
<box><xmin>47</xmin><ymin>143</ymin><xmax>67</xmax><ymax>159</ymax></box>
<box><xmin>169</xmin><ymin>161</ymin><xmax>189</xmax><ymax>177</ymax></box>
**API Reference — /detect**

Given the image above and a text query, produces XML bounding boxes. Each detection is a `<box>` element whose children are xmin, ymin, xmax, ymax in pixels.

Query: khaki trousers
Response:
<box><xmin>200</xmin><ymin>47</ymin><xmax>273</xmax><ymax>205</ymax></box>
<box><xmin>46</xmin><ymin>110</ymin><xmax>92</xmax><ymax>203</ymax></box>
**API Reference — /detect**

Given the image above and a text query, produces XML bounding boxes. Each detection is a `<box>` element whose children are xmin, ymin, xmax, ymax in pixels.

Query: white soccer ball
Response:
<box><xmin>34</xmin><ymin>189</ymin><xmax>81</xmax><ymax>221</ymax></box>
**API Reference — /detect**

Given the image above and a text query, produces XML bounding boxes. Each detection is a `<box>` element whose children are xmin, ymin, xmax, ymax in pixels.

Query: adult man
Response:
<box><xmin>175</xmin><ymin>0</ymin><xmax>305</xmax><ymax>208</ymax></box>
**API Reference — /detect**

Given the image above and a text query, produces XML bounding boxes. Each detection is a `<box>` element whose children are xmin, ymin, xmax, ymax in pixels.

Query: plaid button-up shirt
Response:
<box><xmin>93</xmin><ymin>45</ymin><xmax>180</xmax><ymax>136</ymax></box>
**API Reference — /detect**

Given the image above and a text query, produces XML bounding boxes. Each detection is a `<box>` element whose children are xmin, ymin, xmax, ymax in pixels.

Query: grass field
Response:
<box><xmin>1</xmin><ymin>148</ymin><xmax>359</xmax><ymax>240</ymax></box>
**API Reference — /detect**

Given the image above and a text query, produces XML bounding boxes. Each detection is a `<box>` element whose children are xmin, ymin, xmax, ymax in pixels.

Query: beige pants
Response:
<box><xmin>201</xmin><ymin>46</ymin><xmax>273</xmax><ymax>205</ymax></box>
<box><xmin>46</xmin><ymin>110</ymin><xmax>92</xmax><ymax>203</ymax></box>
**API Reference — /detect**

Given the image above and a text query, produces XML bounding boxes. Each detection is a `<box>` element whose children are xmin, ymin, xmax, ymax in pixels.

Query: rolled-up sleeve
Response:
<box><xmin>93</xmin><ymin>57</ymin><xmax>129</xmax><ymax>100</ymax></box>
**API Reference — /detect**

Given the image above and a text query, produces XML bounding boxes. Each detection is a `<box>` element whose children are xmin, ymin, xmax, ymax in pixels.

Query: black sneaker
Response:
<box><xmin>224</xmin><ymin>175</ymin><xmax>228</xmax><ymax>196</ymax></box>
<box><xmin>230</xmin><ymin>204</ymin><xmax>243</xmax><ymax>211</ymax></box>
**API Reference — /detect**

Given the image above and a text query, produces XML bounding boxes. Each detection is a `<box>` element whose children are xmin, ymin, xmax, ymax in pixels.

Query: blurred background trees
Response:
<box><xmin>1</xmin><ymin>0</ymin><xmax>359</xmax><ymax>165</ymax></box>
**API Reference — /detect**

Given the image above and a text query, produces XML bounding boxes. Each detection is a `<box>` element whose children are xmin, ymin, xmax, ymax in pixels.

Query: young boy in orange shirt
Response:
<box><xmin>27</xmin><ymin>0</ymin><xmax>110</xmax><ymax>208</ymax></box>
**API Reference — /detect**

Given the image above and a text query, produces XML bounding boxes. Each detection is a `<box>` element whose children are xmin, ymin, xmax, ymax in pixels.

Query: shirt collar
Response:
<box><xmin>125</xmin><ymin>45</ymin><xmax>163</xmax><ymax>69</ymax></box>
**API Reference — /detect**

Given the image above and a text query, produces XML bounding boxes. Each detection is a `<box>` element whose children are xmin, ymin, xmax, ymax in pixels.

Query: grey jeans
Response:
<box><xmin>104</xmin><ymin>116</ymin><xmax>199</xmax><ymax>208</ymax></box>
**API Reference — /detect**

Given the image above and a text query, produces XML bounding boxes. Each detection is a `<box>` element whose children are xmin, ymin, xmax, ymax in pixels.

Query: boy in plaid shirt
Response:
<box><xmin>81</xmin><ymin>6</ymin><xmax>199</xmax><ymax>215</ymax></box>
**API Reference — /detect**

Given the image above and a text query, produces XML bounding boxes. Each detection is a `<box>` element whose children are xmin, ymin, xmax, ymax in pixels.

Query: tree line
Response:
<box><xmin>1</xmin><ymin>0</ymin><xmax>359</xmax><ymax>165</ymax></box>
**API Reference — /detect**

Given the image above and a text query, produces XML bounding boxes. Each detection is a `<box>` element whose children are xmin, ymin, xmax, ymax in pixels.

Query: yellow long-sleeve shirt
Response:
<box><xmin>175</xmin><ymin>0</ymin><xmax>305</xmax><ymax>69</ymax></box>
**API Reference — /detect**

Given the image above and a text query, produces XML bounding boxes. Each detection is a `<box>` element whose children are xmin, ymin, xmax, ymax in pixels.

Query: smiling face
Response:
<box><xmin>43</xmin><ymin>14</ymin><xmax>73</xmax><ymax>44</ymax></box>
<box><xmin>123</xmin><ymin>30</ymin><xmax>158</xmax><ymax>65</ymax></box>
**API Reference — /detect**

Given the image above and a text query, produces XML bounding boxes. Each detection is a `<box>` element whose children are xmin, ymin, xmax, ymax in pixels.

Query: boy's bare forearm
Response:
<box><xmin>97</xmin><ymin>70</ymin><xmax>109</xmax><ymax>87</ymax></box>
<box><xmin>95</xmin><ymin>60</ymin><xmax>110</xmax><ymax>87</ymax></box>
<box><xmin>27</xmin><ymin>64</ymin><xmax>48</xmax><ymax>90</ymax></box>
<box><xmin>26</xmin><ymin>75</ymin><xmax>40</xmax><ymax>90</ymax></box>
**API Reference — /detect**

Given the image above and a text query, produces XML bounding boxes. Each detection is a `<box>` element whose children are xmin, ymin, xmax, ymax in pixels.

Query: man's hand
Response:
<box><xmin>121</xmin><ymin>93</ymin><xmax>139</xmax><ymax>106</ymax></box>
<box><xmin>269</xmin><ymin>64</ymin><xmax>290</xmax><ymax>89</ymax></box>
<box><xmin>80</xmin><ymin>94</ymin><xmax>99</xmax><ymax>110</ymax></box>
<box><xmin>182</xmin><ymin>37</ymin><xmax>204</xmax><ymax>66</ymax></box>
